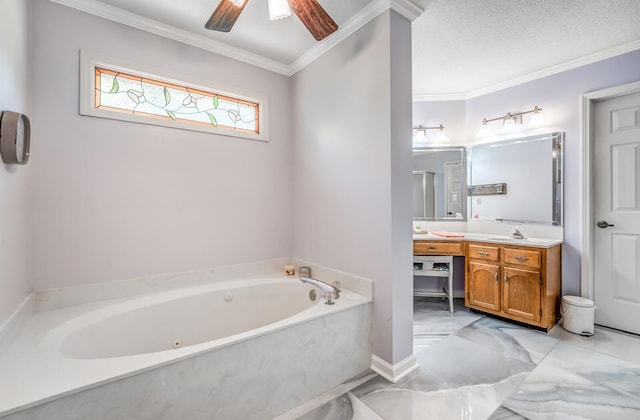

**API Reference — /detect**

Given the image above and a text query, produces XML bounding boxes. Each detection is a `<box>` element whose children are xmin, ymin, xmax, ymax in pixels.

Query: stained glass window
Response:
<box><xmin>94</xmin><ymin>67</ymin><xmax>260</xmax><ymax>135</ymax></box>
<box><xmin>80</xmin><ymin>51</ymin><xmax>267</xmax><ymax>141</ymax></box>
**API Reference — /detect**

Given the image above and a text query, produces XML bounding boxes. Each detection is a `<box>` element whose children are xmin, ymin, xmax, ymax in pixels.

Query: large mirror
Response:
<box><xmin>467</xmin><ymin>132</ymin><xmax>563</xmax><ymax>225</ymax></box>
<box><xmin>413</xmin><ymin>147</ymin><xmax>466</xmax><ymax>221</ymax></box>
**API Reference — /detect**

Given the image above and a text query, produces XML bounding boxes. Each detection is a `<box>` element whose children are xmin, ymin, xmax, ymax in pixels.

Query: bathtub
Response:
<box><xmin>0</xmin><ymin>274</ymin><xmax>372</xmax><ymax>419</ymax></box>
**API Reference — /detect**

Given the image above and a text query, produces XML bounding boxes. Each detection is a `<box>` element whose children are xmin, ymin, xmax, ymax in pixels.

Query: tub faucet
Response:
<box><xmin>298</xmin><ymin>266</ymin><xmax>340</xmax><ymax>305</ymax></box>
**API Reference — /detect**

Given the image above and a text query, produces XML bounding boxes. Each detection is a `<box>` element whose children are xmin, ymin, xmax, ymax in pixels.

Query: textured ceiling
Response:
<box><xmin>413</xmin><ymin>0</ymin><xmax>640</xmax><ymax>97</ymax></box>
<box><xmin>73</xmin><ymin>0</ymin><xmax>640</xmax><ymax>97</ymax></box>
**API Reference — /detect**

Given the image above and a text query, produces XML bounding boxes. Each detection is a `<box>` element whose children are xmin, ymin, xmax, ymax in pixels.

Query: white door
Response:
<box><xmin>594</xmin><ymin>91</ymin><xmax>640</xmax><ymax>334</ymax></box>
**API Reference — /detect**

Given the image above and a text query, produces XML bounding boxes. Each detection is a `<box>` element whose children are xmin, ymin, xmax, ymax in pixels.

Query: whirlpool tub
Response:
<box><xmin>0</xmin><ymin>274</ymin><xmax>372</xmax><ymax>419</ymax></box>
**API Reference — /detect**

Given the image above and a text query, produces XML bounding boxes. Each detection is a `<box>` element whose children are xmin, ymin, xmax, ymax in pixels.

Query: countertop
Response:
<box><xmin>412</xmin><ymin>232</ymin><xmax>562</xmax><ymax>248</ymax></box>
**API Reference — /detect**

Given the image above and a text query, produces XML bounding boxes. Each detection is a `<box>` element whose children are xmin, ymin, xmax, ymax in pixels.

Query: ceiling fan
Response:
<box><xmin>204</xmin><ymin>0</ymin><xmax>338</xmax><ymax>41</ymax></box>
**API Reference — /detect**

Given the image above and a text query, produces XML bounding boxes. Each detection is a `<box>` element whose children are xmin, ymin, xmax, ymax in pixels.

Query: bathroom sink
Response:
<box><xmin>485</xmin><ymin>236</ymin><xmax>548</xmax><ymax>244</ymax></box>
<box><xmin>486</xmin><ymin>236</ymin><xmax>520</xmax><ymax>241</ymax></box>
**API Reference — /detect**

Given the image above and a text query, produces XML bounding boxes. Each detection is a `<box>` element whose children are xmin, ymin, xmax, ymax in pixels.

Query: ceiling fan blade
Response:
<box><xmin>205</xmin><ymin>0</ymin><xmax>248</xmax><ymax>32</ymax></box>
<box><xmin>288</xmin><ymin>0</ymin><xmax>338</xmax><ymax>41</ymax></box>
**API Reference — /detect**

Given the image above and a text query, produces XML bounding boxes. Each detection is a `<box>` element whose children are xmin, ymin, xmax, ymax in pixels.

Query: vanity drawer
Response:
<box><xmin>467</xmin><ymin>244</ymin><xmax>500</xmax><ymax>261</ymax></box>
<box><xmin>503</xmin><ymin>248</ymin><xmax>541</xmax><ymax>268</ymax></box>
<box><xmin>413</xmin><ymin>241</ymin><xmax>464</xmax><ymax>256</ymax></box>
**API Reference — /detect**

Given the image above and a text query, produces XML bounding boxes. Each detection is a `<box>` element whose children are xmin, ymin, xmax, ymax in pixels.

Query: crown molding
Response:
<box><xmin>466</xmin><ymin>40</ymin><xmax>640</xmax><ymax>99</ymax></box>
<box><xmin>290</xmin><ymin>0</ymin><xmax>423</xmax><ymax>74</ymax></box>
<box><xmin>289</xmin><ymin>0</ymin><xmax>395</xmax><ymax>74</ymax></box>
<box><xmin>390</xmin><ymin>0</ymin><xmax>424</xmax><ymax>21</ymax></box>
<box><xmin>49</xmin><ymin>0</ymin><xmax>291</xmax><ymax>75</ymax></box>
<box><xmin>51</xmin><ymin>0</ymin><xmax>423</xmax><ymax>78</ymax></box>
<box><xmin>415</xmin><ymin>40</ymin><xmax>640</xmax><ymax>102</ymax></box>
<box><xmin>413</xmin><ymin>92</ymin><xmax>467</xmax><ymax>102</ymax></box>
<box><xmin>288</xmin><ymin>2</ymin><xmax>385</xmax><ymax>75</ymax></box>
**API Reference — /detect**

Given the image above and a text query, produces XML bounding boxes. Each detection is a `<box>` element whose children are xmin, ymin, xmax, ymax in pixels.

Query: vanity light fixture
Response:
<box><xmin>413</xmin><ymin>124</ymin><xmax>450</xmax><ymax>145</ymax></box>
<box><xmin>268</xmin><ymin>0</ymin><xmax>292</xmax><ymax>20</ymax></box>
<box><xmin>527</xmin><ymin>107</ymin><xmax>545</xmax><ymax>128</ymax></box>
<box><xmin>501</xmin><ymin>115</ymin><xmax>517</xmax><ymax>133</ymax></box>
<box><xmin>478</xmin><ymin>106</ymin><xmax>544</xmax><ymax>137</ymax></box>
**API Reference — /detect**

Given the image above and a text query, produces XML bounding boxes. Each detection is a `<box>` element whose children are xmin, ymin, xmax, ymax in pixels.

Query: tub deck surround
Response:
<box><xmin>0</xmin><ymin>274</ymin><xmax>372</xmax><ymax>418</ymax></box>
<box><xmin>34</xmin><ymin>257</ymin><xmax>294</xmax><ymax>311</ymax></box>
<box><xmin>290</xmin><ymin>258</ymin><xmax>374</xmax><ymax>300</ymax></box>
<box><xmin>0</xmin><ymin>295</ymin><xmax>34</xmax><ymax>358</ymax></box>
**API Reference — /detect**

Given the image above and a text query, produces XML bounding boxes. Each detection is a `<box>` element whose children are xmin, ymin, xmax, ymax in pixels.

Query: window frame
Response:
<box><xmin>79</xmin><ymin>50</ymin><xmax>269</xmax><ymax>142</ymax></box>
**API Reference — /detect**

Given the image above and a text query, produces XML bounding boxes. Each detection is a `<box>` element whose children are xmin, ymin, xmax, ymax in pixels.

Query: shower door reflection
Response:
<box><xmin>413</xmin><ymin>171</ymin><xmax>436</xmax><ymax>219</ymax></box>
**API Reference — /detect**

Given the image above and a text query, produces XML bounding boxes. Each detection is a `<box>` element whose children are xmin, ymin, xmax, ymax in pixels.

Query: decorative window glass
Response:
<box><xmin>80</xmin><ymin>51</ymin><xmax>268</xmax><ymax>141</ymax></box>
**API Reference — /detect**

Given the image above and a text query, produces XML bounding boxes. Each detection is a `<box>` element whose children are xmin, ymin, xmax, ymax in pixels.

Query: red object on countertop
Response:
<box><xmin>430</xmin><ymin>231</ymin><xmax>465</xmax><ymax>238</ymax></box>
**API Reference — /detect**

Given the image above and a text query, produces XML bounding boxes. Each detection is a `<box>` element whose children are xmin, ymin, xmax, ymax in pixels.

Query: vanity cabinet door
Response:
<box><xmin>502</xmin><ymin>267</ymin><xmax>542</xmax><ymax>322</ymax></box>
<box><xmin>467</xmin><ymin>261</ymin><xmax>501</xmax><ymax>312</ymax></box>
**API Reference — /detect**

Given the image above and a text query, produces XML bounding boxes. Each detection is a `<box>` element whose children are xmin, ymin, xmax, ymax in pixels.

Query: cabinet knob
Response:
<box><xmin>504</xmin><ymin>271</ymin><xmax>508</xmax><ymax>283</ymax></box>
<box><xmin>478</xmin><ymin>251</ymin><xmax>489</xmax><ymax>257</ymax></box>
<box><xmin>514</xmin><ymin>256</ymin><xmax>528</xmax><ymax>262</ymax></box>
<box><xmin>428</xmin><ymin>246</ymin><xmax>436</xmax><ymax>250</ymax></box>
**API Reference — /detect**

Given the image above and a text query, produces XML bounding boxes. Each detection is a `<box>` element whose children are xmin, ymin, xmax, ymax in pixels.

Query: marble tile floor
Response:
<box><xmin>279</xmin><ymin>298</ymin><xmax>640</xmax><ymax>420</ymax></box>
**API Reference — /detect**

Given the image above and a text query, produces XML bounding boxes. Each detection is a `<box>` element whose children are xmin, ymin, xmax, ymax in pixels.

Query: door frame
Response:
<box><xmin>580</xmin><ymin>81</ymin><xmax>640</xmax><ymax>299</ymax></box>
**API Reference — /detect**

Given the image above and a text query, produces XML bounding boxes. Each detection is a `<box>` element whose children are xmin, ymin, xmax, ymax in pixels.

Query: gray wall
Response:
<box><xmin>0</xmin><ymin>0</ymin><xmax>31</xmax><ymax>325</ymax></box>
<box><xmin>414</xmin><ymin>48</ymin><xmax>640</xmax><ymax>296</ymax></box>
<box><xmin>292</xmin><ymin>11</ymin><xmax>413</xmax><ymax>365</ymax></box>
<box><xmin>29</xmin><ymin>0</ymin><xmax>293</xmax><ymax>289</ymax></box>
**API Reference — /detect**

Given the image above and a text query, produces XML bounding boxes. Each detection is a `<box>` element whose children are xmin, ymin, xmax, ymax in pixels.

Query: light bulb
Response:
<box><xmin>268</xmin><ymin>0</ymin><xmax>291</xmax><ymax>20</ymax></box>
<box><xmin>500</xmin><ymin>117</ymin><xmax>517</xmax><ymax>133</ymax></box>
<box><xmin>435</xmin><ymin>130</ymin><xmax>450</xmax><ymax>143</ymax></box>
<box><xmin>229</xmin><ymin>0</ymin><xmax>246</xmax><ymax>7</ymax></box>
<box><xmin>477</xmin><ymin>124</ymin><xmax>492</xmax><ymax>138</ymax></box>
<box><xmin>413</xmin><ymin>129</ymin><xmax>427</xmax><ymax>144</ymax></box>
<box><xmin>528</xmin><ymin>111</ymin><xmax>545</xmax><ymax>128</ymax></box>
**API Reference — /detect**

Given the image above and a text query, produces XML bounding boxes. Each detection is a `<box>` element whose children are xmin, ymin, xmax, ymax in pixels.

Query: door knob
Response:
<box><xmin>597</xmin><ymin>220</ymin><xmax>615</xmax><ymax>228</ymax></box>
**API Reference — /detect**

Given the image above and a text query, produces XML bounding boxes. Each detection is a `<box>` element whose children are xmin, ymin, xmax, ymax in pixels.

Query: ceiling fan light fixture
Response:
<box><xmin>268</xmin><ymin>0</ymin><xmax>292</xmax><ymax>20</ymax></box>
<box><xmin>205</xmin><ymin>0</ymin><xmax>338</xmax><ymax>41</ymax></box>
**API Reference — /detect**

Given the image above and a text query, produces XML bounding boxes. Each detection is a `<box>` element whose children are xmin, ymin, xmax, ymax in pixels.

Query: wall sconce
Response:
<box><xmin>413</xmin><ymin>124</ymin><xmax>450</xmax><ymax>145</ymax></box>
<box><xmin>477</xmin><ymin>106</ymin><xmax>544</xmax><ymax>137</ymax></box>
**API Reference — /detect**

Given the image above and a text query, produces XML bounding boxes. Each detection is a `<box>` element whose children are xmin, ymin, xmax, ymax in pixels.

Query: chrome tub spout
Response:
<box><xmin>298</xmin><ymin>266</ymin><xmax>340</xmax><ymax>305</ymax></box>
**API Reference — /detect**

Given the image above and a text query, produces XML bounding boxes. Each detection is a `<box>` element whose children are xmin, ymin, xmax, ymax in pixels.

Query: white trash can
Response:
<box><xmin>561</xmin><ymin>295</ymin><xmax>596</xmax><ymax>336</ymax></box>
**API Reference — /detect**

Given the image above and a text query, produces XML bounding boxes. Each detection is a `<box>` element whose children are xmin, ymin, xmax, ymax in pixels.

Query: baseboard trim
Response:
<box><xmin>370</xmin><ymin>354</ymin><xmax>418</xmax><ymax>383</ymax></box>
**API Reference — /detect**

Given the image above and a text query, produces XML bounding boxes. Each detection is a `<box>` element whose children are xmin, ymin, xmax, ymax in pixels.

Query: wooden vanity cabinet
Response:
<box><xmin>413</xmin><ymin>241</ymin><xmax>464</xmax><ymax>256</ymax></box>
<box><xmin>465</xmin><ymin>242</ymin><xmax>561</xmax><ymax>331</ymax></box>
<box><xmin>466</xmin><ymin>243</ymin><xmax>500</xmax><ymax>311</ymax></box>
<box><xmin>467</xmin><ymin>261</ymin><xmax>501</xmax><ymax>311</ymax></box>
